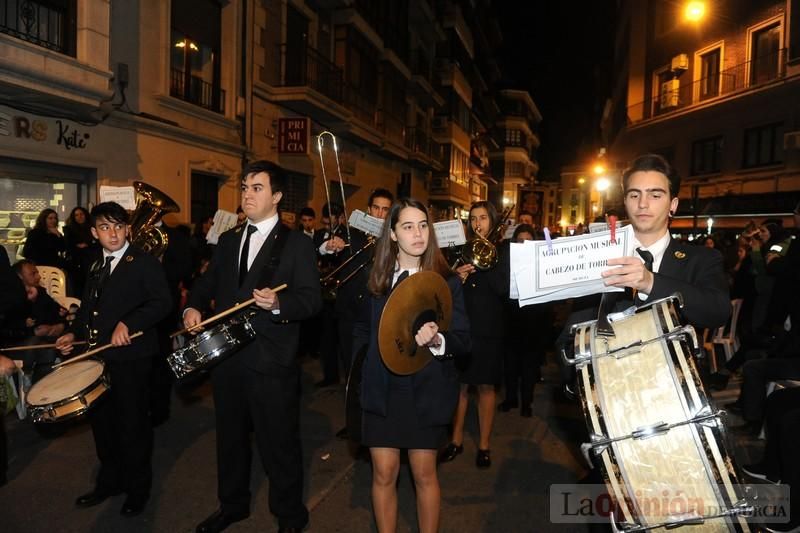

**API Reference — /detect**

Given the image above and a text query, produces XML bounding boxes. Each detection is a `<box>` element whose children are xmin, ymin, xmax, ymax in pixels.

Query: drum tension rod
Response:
<box><xmin>610</xmin><ymin>499</ymin><xmax>754</xmax><ymax>533</ymax></box>
<box><xmin>582</xmin><ymin>405</ymin><xmax>720</xmax><ymax>458</ymax></box>
<box><xmin>562</xmin><ymin>326</ymin><xmax>697</xmax><ymax>368</ymax></box>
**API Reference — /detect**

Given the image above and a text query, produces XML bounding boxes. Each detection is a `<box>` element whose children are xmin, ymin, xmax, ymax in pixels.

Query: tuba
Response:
<box><xmin>130</xmin><ymin>181</ymin><xmax>180</xmax><ymax>256</ymax></box>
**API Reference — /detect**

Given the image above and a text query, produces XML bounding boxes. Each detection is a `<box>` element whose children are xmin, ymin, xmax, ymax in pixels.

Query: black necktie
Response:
<box><xmin>393</xmin><ymin>270</ymin><xmax>409</xmax><ymax>290</ymax></box>
<box><xmin>239</xmin><ymin>225</ymin><xmax>257</xmax><ymax>287</ymax></box>
<box><xmin>637</xmin><ymin>248</ymin><xmax>654</xmax><ymax>272</ymax></box>
<box><xmin>95</xmin><ymin>256</ymin><xmax>114</xmax><ymax>299</ymax></box>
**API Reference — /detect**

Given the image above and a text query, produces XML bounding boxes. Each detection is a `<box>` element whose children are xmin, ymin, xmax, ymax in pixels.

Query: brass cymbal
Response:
<box><xmin>378</xmin><ymin>271</ymin><xmax>452</xmax><ymax>375</ymax></box>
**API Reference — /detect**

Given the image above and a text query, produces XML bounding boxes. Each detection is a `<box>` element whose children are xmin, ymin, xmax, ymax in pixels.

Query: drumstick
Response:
<box><xmin>52</xmin><ymin>331</ymin><xmax>144</xmax><ymax>368</ymax></box>
<box><xmin>0</xmin><ymin>340</ymin><xmax>88</xmax><ymax>352</ymax></box>
<box><xmin>170</xmin><ymin>283</ymin><xmax>288</xmax><ymax>338</ymax></box>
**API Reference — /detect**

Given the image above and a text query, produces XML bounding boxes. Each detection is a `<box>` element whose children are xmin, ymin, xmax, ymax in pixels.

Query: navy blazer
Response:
<box><xmin>69</xmin><ymin>245</ymin><xmax>171</xmax><ymax>360</ymax></box>
<box><xmin>355</xmin><ymin>273</ymin><xmax>471</xmax><ymax>428</ymax></box>
<box><xmin>187</xmin><ymin>222</ymin><xmax>322</xmax><ymax>372</ymax></box>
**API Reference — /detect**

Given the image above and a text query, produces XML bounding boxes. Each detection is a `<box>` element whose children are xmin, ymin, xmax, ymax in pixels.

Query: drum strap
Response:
<box><xmin>254</xmin><ymin>223</ymin><xmax>291</xmax><ymax>290</ymax></box>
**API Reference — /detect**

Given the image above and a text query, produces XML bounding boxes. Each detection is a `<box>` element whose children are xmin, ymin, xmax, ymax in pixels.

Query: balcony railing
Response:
<box><xmin>170</xmin><ymin>68</ymin><xmax>225</xmax><ymax>114</ymax></box>
<box><xmin>277</xmin><ymin>43</ymin><xmax>380</xmax><ymax>129</ymax></box>
<box><xmin>628</xmin><ymin>48</ymin><xmax>787</xmax><ymax>124</ymax></box>
<box><xmin>405</xmin><ymin>126</ymin><xmax>431</xmax><ymax>157</ymax></box>
<box><xmin>0</xmin><ymin>0</ymin><xmax>76</xmax><ymax>56</ymax></box>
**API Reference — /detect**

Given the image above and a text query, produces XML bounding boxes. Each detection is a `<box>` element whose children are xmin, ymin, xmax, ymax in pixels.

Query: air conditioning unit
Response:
<box><xmin>671</xmin><ymin>54</ymin><xmax>689</xmax><ymax>73</ymax></box>
<box><xmin>784</xmin><ymin>131</ymin><xmax>800</xmax><ymax>150</ymax></box>
<box><xmin>660</xmin><ymin>79</ymin><xmax>680</xmax><ymax>108</ymax></box>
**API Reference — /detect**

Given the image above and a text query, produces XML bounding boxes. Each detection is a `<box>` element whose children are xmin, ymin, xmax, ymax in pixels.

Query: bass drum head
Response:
<box><xmin>345</xmin><ymin>346</ymin><xmax>368</xmax><ymax>444</ymax></box>
<box><xmin>27</xmin><ymin>359</ymin><xmax>104</xmax><ymax>406</ymax></box>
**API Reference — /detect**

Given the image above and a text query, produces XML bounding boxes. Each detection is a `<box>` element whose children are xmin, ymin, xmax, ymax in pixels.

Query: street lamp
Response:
<box><xmin>595</xmin><ymin>177</ymin><xmax>610</xmax><ymax>192</ymax></box>
<box><xmin>684</xmin><ymin>1</ymin><xmax>706</xmax><ymax>23</ymax></box>
<box><xmin>707</xmin><ymin>217</ymin><xmax>714</xmax><ymax>234</ymax></box>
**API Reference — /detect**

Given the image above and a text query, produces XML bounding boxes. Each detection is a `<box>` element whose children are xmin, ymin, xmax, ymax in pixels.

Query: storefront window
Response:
<box><xmin>0</xmin><ymin>177</ymin><xmax>80</xmax><ymax>261</ymax></box>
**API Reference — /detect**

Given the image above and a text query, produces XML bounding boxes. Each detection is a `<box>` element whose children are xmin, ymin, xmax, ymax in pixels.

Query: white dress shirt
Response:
<box><xmin>631</xmin><ymin>230</ymin><xmax>671</xmax><ymax>300</ymax></box>
<box><xmin>240</xmin><ymin>213</ymin><xmax>280</xmax><ymax>269</ymax></box>
<box><xmin>103</xmin><ymin>241</ymin><xmax>130</xmax><ymax>275</ymax></box>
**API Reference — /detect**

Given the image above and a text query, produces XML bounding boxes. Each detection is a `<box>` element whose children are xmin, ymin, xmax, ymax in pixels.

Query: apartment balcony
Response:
<box><xmin>170</xmin><ymin>69</ymin><xmax>225</xmax><ymax>114</ymax></box>
<box><xmin>0</xmin><ymin>0</ymin><xmax>112</xmax><ymax>120</ymax></box>
<box><xmin>436</xmin><ymin>59</ymin><xmax>472</xmax><ymax>107</ymax></box>
<box><xmin>408</xmin><ymin>47</ymin><xmax>445</xmax><ymax>107</ymax></box>
<box><xmin>628</xmin><ymin>49</ymin><xmax>788</xmax><ymax>125</ymax></box>
<box><xmin>431</xmin><ymin>116</ymin><xmax>470</xmax><ymax>154</ymax></box>
<box><xmin>429</xmin><ymin>175</ymin><xmax>470</xmax><ymax>205</ymax></box>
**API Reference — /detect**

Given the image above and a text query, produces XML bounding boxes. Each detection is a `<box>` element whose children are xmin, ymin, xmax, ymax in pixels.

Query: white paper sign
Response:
<box><xmin>99</xmin><ymin>186</ymin><xmax>136</xmax><ymax>210</ymax></box>
<box><xmin>348</xmin><ymin>209</ymin><xmax>384</xmax><ymax>237</ymax></box>
<box><xmin>510</xmin><ymin>225</ymin><xmax>636</xmax><ymax>305</ymax></box>
<box><xmin>433</xmin><ymin>220</ymin><xmax>466</xmax><ymax>248</ymax></box>
<box><xmin>205</xmin><ymin>209</ymin><xmax>239</xmax><ymax>245</ymax></box>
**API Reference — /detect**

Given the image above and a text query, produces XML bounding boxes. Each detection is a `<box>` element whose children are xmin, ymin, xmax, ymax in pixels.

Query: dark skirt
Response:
<box><xmin>457</xmin><ymin>335</ymin><xmax>503</xmax><ymax>385</ymax></box>
<box><xmin>362</xmin><ymin>374</ymin><xmax>446</xmax><ymax>450</ymax></box>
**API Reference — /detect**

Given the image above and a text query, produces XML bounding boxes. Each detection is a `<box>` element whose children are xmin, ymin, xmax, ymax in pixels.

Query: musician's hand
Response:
<box><xmin>111</xmin><ymin>322</ymin><xmax>131</xmax><ymax>346</ymax></box>
<box><xmin>253</xmin><ymin>287</ymin><xmax>280</xmax><ymax>311</ymax></box>
<box><xmin>455</xmin><ymin>264</ymin><xmax>475</xmax><ymax>283</ymax></box>
<box><xmin>183</xmin><ymin>308</ymin><xmax>203</xmax><ymax>335</ymax></box>
<box><xmin>0</xmin><ymin>355</ymin><xmax>16</xmax><ymax>376</ymax></box>
<box><xmin>602</xmin><ymin>257</ymin><xmax>654</xmax><ymax>294</ymax></box>
<box><xmin>415</xmin><ymin>321</ymin><xmax>441</xmax><ymax>348</ymax></box>
<box><xmin>25</xmin><ymin>285</ymin><xmax>38</xmax><ymax>301</ymax></box>
<box><xmin>55</xmin><ymin>333</ymin><xmax>76</xmax><ymax>356</ymax></box>
<box><xmin>325</xmin><ymin>236</ymin><xmax>346</xmax><ymax>253</ymax></box>
<box><xmin>25</xmin><ymin>317</ymin><xmax>35</xmax><ymax>328</ymax></box>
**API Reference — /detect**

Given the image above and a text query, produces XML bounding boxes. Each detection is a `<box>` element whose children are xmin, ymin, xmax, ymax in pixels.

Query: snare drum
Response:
<box><xmin>566</xmin><ymin>295</ymin><xmax>751</xmax><ymax>532</ymax></box>
<box><xmin>26</xmin><ymin>359</ymin><xmax>109</xmax><ymax>423</ymax></box>
<box><xmin>167</xmin><ymin>313</ymin><xmax>256</xmax><ymax>379</ymax></box>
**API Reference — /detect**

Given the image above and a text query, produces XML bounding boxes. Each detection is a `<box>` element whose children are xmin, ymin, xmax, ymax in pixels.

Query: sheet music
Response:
<box><xmin>433</xmin><ymin>219</ymin><xmax>466</xmax><ymax>248</ymax></box>
<box><xmin>348</xmin><ymin>209</ymin><xmax>385</xmax><ymax>237</ymax></box>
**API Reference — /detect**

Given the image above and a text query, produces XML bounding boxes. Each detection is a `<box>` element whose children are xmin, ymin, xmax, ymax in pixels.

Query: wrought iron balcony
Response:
<box><xmin>0</xmin><ymin>0</ymin><xmax>76</xmax><ymax>56</ymax></box>
<box><xmin>628</xmin><ymin>48</ymin><xmax>787</xmax><ymax>124</ymax></box>
<box><xmin>170</xmin><ymin>68</ymin><xmax>225</xmax><ymax>114</ymax></box>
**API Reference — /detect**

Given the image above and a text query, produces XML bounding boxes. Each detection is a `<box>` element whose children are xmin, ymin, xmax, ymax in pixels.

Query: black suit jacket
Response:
<box><xmin>462</xmin><ymin>240</ymin><xmax>510</xmax><ymax>338</ymax></box>
<box><xmin>355</xmin><ymin>274</ymin><xmax>471</xmax><ymax>427</ymax></box>
<box><xmin>69</xmin><ymin>245</ymin><xmax>172</xmax><ymax>360</ymax></box>
<box><xmin>186</xmin><ymin>222</ymin><xmax>322</xmax><ymax>371</ymax></box>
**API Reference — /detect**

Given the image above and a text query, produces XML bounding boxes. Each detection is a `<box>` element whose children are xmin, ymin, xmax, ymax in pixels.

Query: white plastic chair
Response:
<box><xmin>711</xmin><ymin>299</ymin><xmax>743</xmax><ymax>362</ymax></box>
<box><xmin>37</xmin><ymin>266</ymin><xmax>68</xmax><ymax>299</ymax></box>
<box><xmin>54</xmin><ymin>295</ymin><xmax>81</xmax><ymax>311</ymax></box>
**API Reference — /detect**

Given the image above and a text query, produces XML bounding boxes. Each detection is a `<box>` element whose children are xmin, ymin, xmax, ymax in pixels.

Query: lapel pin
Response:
<box><xmin>125</xmin><ymin>255</ymin><xmax>134</xmax><ymax>262</ymax></box>
<box><xmin>674</xmin><ymin>251</ymin><xmax>686</xmax><ymax>259</ymax></box>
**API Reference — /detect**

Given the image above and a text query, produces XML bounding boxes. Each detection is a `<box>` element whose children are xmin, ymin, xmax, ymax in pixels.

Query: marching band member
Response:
<box><xmin>55</xmin><ymin>201</ymin><xmax>171</xmax><ymax>517</ymax></box>
<box><xmin>441</xmin><ymin>201</ymin><xmax>510</xmax><ymax>469</ymax></box>
<box><xmin>354</xmin><ymin>198</ymin><xmax>470</xmax><ymax>533</ymax></box>
<box><xmin>183</xmin><ymin>161</ymin><xmax>321</xmax><ymax>533</ymax></box>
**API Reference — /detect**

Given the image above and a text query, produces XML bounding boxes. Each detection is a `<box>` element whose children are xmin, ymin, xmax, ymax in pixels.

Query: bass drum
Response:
<box><xmin>568</xmin><ymin>295</ymin><xmax>751</xmax><ymax>532</ymax></box>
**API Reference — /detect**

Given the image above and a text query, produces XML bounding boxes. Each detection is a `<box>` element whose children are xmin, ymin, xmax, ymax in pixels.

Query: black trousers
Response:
<box><xmin>319</xmin><ymin>301</ymin><xmax>339</xmax><ymax>382</ymax></box>
<box><xmin>759</xmin><ymin>387</ymin><xmax>800</xmax><ymax>527</ymax></box>
<box><xmin>211</xmin><ymin>357</ymin><xmax>308</xmax><ymax>529</ymax></box>
<box><xmin>1</xmin><ymin>410</ymin><xmax>7</xmax><ymax>485</ymax></box>
<box><xmin>89</xmin><ymin>357</ymin><xmax>153</xmax><ymax>497</ymax></box>
<box><xmin>741</xmin><ymin>357</ymin><xmax>800</xmax><ymax>422</ymax></box>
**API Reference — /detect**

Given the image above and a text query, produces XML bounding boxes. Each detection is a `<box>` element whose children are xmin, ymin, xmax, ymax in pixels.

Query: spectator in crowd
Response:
<box><xmin>189</xmin><ymin>214</ymin><xmax>215</xmax><ymax>282</ymax></box>
<box><xmin>63</xmin><ymin>206</ymin><xmax>98</xmax><ymax>297</ymax></box>
<box><xmin>235</xmin><ymin>206</ymin><xmax>246</xmax><ymax>225</ymax></box>
<box><xmin>22</xmin><ymin>208</ymin><xmax>67</xmax><ymax>270</ymax></box>
<box><xmin>299</xmin><ymin>207</ymin><xmax>316</xmax><ymax>239</ymax></box>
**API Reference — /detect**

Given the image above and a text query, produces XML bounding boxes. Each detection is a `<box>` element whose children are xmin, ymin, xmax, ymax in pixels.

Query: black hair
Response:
<box><xmin>622</xmin><ymin>154</ymin><xmax>681</xmax><ymax>198</ymax></box>
<box><xmin>12</xmin><ymin>259</ymin><xmax>36</xmax><ymax>276</ymax></box>
<box><xmin>235</xmin><ymin>206</ymin><xmax>243</xmax><ymax>214</ymax></box>
<box><xmin>467</xmin><ymin>201</ymin><xmax>499</xmax><ymax>239</ymax></box>
<box><xmin>512</xmin><ymin>224</ymin><xmax>537</xmax><ymax>241</ymax></box>
<box><xmin>91</xmin><ymin>202</ymin><xmax>130</xmax><ymax>225</ymax></box>
<box><xmin>300</xmin><ymin>207</ymin><xmax>316</xmax><ymax>218</ymax></box>
<box><xmin>33</xmin><ymin>208</ymin><xmax>58</xmax><ymax>231</ymax></box>
<box><xmin>368</xmin><ymin>188</ymin><xmax>394</xmax><ymax>206</ymax></box>
<box><xmin>322</xmin><ymin>202</ymin><xmax>343</xmax><ymax>218</ymax></box>
<box><xmin>241</xmin><ymin>160</ymin><xmax>288</xmax><ymax>195</ymax></box>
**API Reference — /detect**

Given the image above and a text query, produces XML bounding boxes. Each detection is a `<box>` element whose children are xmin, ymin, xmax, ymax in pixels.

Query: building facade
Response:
<box><xmin>0</xmin><ymin>0</ymin><xmax>541</xmax><ymax>262</ymax></box>
<box><xmin>601</xmin><ymin>0</ymin><xmax>800</xmax><ymax>233</ymax></box>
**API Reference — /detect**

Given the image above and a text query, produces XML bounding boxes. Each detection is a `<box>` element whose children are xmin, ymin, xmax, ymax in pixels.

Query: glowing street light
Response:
<box><xmin>595</xmin><ymin>177</ymin><xmax>610</xmax><ymax>192</ymax></box>
<box><xmin>684</xmin><ymin>1</ymin><xmax>706</xmax><ymax>22</ymax></box>
<box><xmin>592</xmin><ymin>164</ymin><xmax>606</xmax><ymax>176</ymax></box>
<box><xmin>707</xmin><ymin>217</ymin><xmax>714</xmax><ymax>233</ymax></box>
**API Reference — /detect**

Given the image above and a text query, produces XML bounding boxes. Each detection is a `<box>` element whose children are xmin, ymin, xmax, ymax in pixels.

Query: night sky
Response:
<box><xmin>495</xmin><ymin>1</ymin><xmax>617</xmax><ymax>181</ymax></box>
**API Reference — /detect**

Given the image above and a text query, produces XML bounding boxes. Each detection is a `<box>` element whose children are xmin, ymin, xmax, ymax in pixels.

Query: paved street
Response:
<box><xmin>0</xmin><ymin>355</ymin><xmax>763</xmax><ymax>533</ymax></box>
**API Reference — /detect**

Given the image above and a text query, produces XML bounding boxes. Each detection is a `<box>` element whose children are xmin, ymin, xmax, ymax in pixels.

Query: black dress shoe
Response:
<box><xmin>75</xmin><ymin>488</ymin><xmax>121</xmax><ymax>508</ymax></box>
<box><xmin>729</xmin><ymin>421</ymin><xmax>762</xmax><ymax>437</ymax></box>
<box><xmin>707</xmin><ymin>372</ymin><xmax>731</xmax><ymax>391</ymax></box>
<box><xmin>476</xmin><ymin>449</ymin><xmax>491</xmax><ymax>469</ymax></box>
<box><xmin>438</xmin><ymin>442</ymin><xmax>463</xmax><ymax>463</ymax></box>
<box><xmin>497</xmin><ymin>400</ymin><xmax>518</xmax><ymax>412</ymax></box>
<box><xmin>120</xmin><ymin>494</ymin><xmax>149</xmax><ymax>517</ymax></box>
<box><xmin>196</xmin><ymin>509</ymin><xmax>249</xmax><ymax>533</ymax></box>
<box><xmin>724</xmin><ymin>400</ymin><xmax>743</xmax><ymax>415</ymax></box>
<box><xmin>520</xmin><ymin>406</ymin><xmax>533</xmax><ymax>418</ymax></box>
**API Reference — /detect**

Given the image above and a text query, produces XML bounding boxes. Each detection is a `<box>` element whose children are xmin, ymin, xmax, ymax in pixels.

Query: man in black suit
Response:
<box><xmin>184</xmin><ymin>160</ymin><xmax>321</xmax><ymax>533</ymax></box>
<box><xmin>599</xmin><ymin>153</ymin><xmax>730</xmax><ymax>329</ymax></box>
<box><xmin>56</xmin><ymin>201</ymin><xmax>171</xmax><ymax>516</ymax></box>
